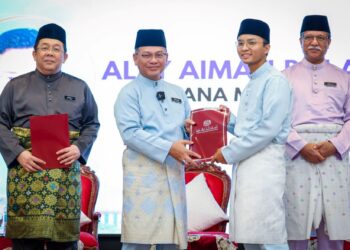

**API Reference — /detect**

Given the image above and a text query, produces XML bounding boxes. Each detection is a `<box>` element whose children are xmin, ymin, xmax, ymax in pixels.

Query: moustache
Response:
<box><xmin>307</xmin><ymin>46</ymin><xmax>321</xmax><ymax>51</ymax></box>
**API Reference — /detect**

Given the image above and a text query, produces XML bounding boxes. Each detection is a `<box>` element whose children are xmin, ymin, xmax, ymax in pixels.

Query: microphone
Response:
<box><xmin>156</xmin><ymin>91</ymin><xmax>165</xmax><ymax>102</ymax></box>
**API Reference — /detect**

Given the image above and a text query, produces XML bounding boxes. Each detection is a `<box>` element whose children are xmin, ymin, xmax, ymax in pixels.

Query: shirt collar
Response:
<box><xmin>301</xmin><ymin>58</ymin><xmax>327</xmax><ymax>71</ymax></box>
<box><xmin>137</xmin><ymin>74</ymin><xmax>162</xmax><ymax>87</ymax></box>
<box><xmin>35</xmin><ymin>69</ymin><xmax>62</xmax><ymax>82</ymax></box>
<box><xmin>250</xmin><ymin>61</ymin><xmax>271</xmax><ymax>79</ymax></box>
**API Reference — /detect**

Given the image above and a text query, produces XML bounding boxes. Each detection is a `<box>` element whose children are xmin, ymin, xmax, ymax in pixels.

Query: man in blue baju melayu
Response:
<box><xmin>211</xmin><ymin>19</ymin><xmax>292</xmax><ymax>250</ymax></box>
<box><xmin>114</xmin><ymin>29</ymin><xmax>200</xmax><ymax>250</ymax></box>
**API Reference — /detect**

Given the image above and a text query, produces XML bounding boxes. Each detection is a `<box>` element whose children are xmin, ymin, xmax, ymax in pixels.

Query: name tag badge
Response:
<box><xmin>64</xmin><ymin>96</ymin><xmax>76</xmax><ymax>101</ymax></box>
<box><xmin>171</xmin><ymin>97</ymin><xmax>182</xmax><ymax>103</ymax></box>
<box><xmin>324</xmin><ymin>82</ymin><xmax>337</xmax><ymax>87</ymax></box>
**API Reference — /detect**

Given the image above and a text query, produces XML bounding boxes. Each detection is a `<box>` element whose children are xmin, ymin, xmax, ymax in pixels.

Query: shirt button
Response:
<box><xmin>314</xmin><ymin>82</ymin><xmax>318</xmax><ymax>85</ymax></box>
<box><xmin>164</xmin><ymin>108</ymin><xmax>167</xmax><ymax>111</ymax></box>
<box><xmin>313</xmin><ymin>89</ymin><xmax>319</xmax><ymax>93</ymax></box>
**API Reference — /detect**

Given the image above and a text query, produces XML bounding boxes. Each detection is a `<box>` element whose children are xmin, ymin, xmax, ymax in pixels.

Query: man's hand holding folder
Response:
<box><xmin>22</xmin><ymin>113</ymin><xmax>81</xmax><ymax>170</ymax></box>
<box><xmin>188</xmin><ymin>107</ymin><xmax>229</xmax><ymax>164</ymax></box>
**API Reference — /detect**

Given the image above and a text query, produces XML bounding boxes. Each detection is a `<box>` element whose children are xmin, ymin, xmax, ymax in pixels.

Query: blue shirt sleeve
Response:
<box><xmin>114</xmin><ymin>84</ymin><xmax>173</xmax><ymax>164</ymax></box>
<box><xmin>222</xmin><ymin>75</ymin><xmax>292</xmax><ymax>164</ymax></box>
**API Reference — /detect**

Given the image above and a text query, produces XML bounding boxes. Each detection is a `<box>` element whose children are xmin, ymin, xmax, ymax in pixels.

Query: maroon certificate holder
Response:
<box><xmin>190</xmin><ymin>108</ymin><xmax>228</xmax><ymax>163</ymax></box>
<box><xmin>30</xmin><ymin>113</ymin><xmax>70</xmax><ymax>169</ymax></box>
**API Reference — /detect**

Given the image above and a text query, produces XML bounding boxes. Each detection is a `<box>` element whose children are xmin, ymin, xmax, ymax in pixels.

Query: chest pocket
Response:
<box><xmin>324</xmin><ymin>87</ymin><xmax>346</xmax><ymax>111</ymax></box>
<box><xmin>310</xmin><ymin>85</ymin><xmax>346</xmax><ymax>113</ymax></box>
<box><xmin>162</xmin><ymin>97</ymin><xmax>185</xmax><ymax>124</ymax></box>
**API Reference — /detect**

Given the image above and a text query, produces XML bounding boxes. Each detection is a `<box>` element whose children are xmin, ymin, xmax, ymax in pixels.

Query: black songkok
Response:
<box><xmin>34</xmin><ymin>23</ymin><xmax>66</xmax><ymax>51</ymax></box>
<box><xmin>134</xmin><ymin>29</ymin><xmax>166</xmax><ymax>49</ymax></box>
<box><xmin>300</xmin><ymin>15</ymin><xmax>331</xmax><ymax>36</ymax></box>
<box><xmin>237</xmin><ymin>18</ymin><xmax>270</xmax><ymax>43</ymax></box>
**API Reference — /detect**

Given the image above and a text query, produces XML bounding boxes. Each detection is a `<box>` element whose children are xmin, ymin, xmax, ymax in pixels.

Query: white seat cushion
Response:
<box><xmin>186</xmin><ymin>173</ymin><xmax>229</xmax><ymax>231</ymax></box>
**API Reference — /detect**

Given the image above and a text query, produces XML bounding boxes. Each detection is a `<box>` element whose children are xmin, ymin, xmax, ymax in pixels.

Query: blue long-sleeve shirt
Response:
<box><xmin>114</xmin><ymin>74</ymin><xmax>190</xmax><ymax>164</ymax></box>
<box><xmin>222</xmin><ymin>62</ymin><xmax>292</xmax><ymax>164</ymax></box>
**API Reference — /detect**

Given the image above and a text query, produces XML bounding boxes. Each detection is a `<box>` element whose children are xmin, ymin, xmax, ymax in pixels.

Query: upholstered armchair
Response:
<box><xmin>79</xmin><ymin>165</ymin><xmax>101</xmax><ymax>250</ymax></box>
<box><xmin>185</xmin><ymin>163</ymin><xmax>238</xmax><ymax>250</ymax></box>
<box><xmin>345</xmin><ymin>240</ymin><xmax>350</xmax><ymax>250</ymax></box>
<box><xmin>0</xmin><ymin>237</ymin><xmax>12</xmax><ymax>250</ymax></box>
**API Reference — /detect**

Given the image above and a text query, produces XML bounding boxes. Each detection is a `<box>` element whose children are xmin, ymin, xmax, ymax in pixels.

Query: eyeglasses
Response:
<box><xmin>36</xmin><ymin>46</ymin><xmax>64</xmax><ymax>54</ymax></box>
<box><xmin>236</xmin><ymin>39</ymin><xmax>263</xmax><ymax>49</ymax></box>
<box><xmin>302</xmin><ymin>35</ymin><xmax>329</xmax><ymax>43</ymax></box>
<box><xmin>137</xmin><ymin>52</ymin><xmax>168</xmax><ymax>60</ymax></box>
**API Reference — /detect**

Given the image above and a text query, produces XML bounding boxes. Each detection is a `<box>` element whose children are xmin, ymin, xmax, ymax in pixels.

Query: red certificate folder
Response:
<box><xmin>30</xmin><ymin>113</ymin><xmax>70</xmax><ymax>169</ymax></box>
<box><xmin>190</xmin><ymin>108</ymin><xmax>228</xmax><ymax>162</ymax></box>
